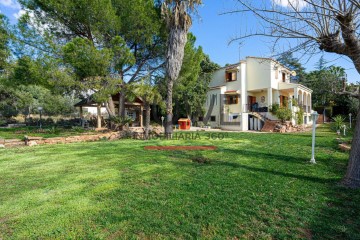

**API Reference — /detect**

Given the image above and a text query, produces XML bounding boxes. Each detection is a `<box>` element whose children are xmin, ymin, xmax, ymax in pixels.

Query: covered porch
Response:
<box><xmin>74</xmin><ymin>94</ymin><xmax>145</xmax><ymax>128</ymax></box>
<box><xmin>279</xmin><ymin>83</ymin><xmax>312</xmax><ymax>114</ymax></box>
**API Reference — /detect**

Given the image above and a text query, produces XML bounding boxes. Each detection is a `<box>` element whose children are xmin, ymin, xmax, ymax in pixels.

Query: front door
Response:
<box><xmin>248</xmin><ymin>96</ymin><xmax>256</xmax><ymax>111</ymax></box>
<box><xmin>279</xmin><ymin>96</ymin><xmax>289</xmax><ymax>107</ymax></box>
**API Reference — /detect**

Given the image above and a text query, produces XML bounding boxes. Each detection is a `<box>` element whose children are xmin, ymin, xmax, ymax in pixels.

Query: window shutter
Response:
<box><xmin>232</xmin><ymin>72</ymin><xmax>237</xmax><ymax>81</ymax></box>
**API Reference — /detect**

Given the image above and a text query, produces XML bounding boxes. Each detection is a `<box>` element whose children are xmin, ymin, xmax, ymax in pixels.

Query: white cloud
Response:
<box><xmin>13</xmin><ymin>9</ymin><xmax>25</xmax><ymax>19</ymax></box>
<box><xmin>0</xmin><ymin>0</ymin><xmax>20</xmax><ymax>9</ymax></box>
<box><xmin>272</xmin><ymin>0</ymin><xmax>307</xmax><ymax>10</ymax></box>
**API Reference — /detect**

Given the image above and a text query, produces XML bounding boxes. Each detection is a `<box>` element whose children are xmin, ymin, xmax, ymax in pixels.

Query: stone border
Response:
<box><xmin>0</xmin><ymin>132</ymin><xmax>122</xmax><ymax>148</ymax></box>
<box><xmin>0</xmin><ymin>127</ymin><xmax>164</xmax><ymax>149</ymax></box>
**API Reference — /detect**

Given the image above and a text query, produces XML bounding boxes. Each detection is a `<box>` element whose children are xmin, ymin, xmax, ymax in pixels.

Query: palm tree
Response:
<box><xmin>161</xmin><ymin>0</ymin><xmax>202</xmax><ymax>138</ymax></box>
<box><xmin>133</xmin><ymin>80</ymin><xmax>162</xmax><ymax>140</ymax></box>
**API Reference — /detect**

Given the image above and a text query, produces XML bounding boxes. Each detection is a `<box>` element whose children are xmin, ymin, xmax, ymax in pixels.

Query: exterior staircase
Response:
<box><xmin>249</xmin><ymin>112</ymin><xmax>266</xmax><ymax>122</ymax></box>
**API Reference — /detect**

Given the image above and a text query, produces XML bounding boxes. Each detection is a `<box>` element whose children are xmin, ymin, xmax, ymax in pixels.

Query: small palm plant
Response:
<box><xmin>332</xmin><ymin>115</ymin><xmax>346</xmax><ymax>132</ymax></box>
<box><xmin>133</xmin><ymin>79</ymin><xmax>162</xmax><ymax>140</ymax></box>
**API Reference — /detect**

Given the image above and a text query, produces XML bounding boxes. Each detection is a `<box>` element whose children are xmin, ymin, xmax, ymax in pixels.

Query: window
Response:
<box><xmin>225</xmin><ymin>95</ymin><xmax>239</xmax><ymax>105</ymax></box>
<box><xmin>127</xmin><ymin>111</ymin><xmax>136</xmax><ymax>120</ymax></box>
<box><xmin>210</xmin><ymin>116</ymin><xmax>216</xmax><ymax>122</ymax></box>
<box><xmin>225</xmin><ymin>71</ymin><xmax>237</xmax><ymax>82</ymax></box>
<box><xmin>282</xmin><ymin>72</ymin><xmax>286</xmax><ymax>82</ymax></box>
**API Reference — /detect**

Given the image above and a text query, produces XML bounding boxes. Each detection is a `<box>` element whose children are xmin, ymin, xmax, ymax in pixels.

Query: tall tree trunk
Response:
<box><xmin>342</xmin><ymin>97</ymin><xmax>360</xmax><ymax>188</ymax></box>
<box><xmin>106</xmin><ymin>96</ymin><xmax>116</xmax><ymax>117</ymax></box>
<box><xmin>165</xmin><ymin>79</ymin><xmax>174</xmax><ymax>138</ymax></box>
<box><xmin>144</xmin><ymin>102</ymin><xmax>150</xmax><ymax>140</ymax></box>
<box><xmin>119</xmin><ymin>85</ymin><xmax>126</xmax><ymax>118</ymax></box>
<box><xmin>152</xmin><ymin>103</ymin><xmax>159</xmax><ymax>124</ymax></box>
<box><xmin>164</xmin><ymin>27</ymin><xmax>188</xmax><ymax>138</ymax></box>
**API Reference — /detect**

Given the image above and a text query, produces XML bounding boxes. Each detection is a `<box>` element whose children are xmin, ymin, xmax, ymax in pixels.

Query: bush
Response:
<box><xmin>72</xmin><ymin>126</ymin><xmax>85</xmax><ymax>133</ymax></box>
<box><xmin>292</xmin><ymin>99</ymin><xmax>298</xmax><ymax>107</ymax></box>
<box><xmin>270</xmin><ymin>104</ymin><xmax>280</xmax><ymax>115</ymax></box>
<box><xmin>296</xmin><ymin>107</ymin><xmax>304</xmax><ymax>125</ymax></box>
<box><xmin>332</xmin><ymin>115</ymin><xmax>346</xmax><ymax>130</ymax></box>
<box><xmin>275</xmin><ymin>107</ymin><xmax>292</xmax><ymax>123</ymax></box>
<box><xmin>44</xmin><ymin>118</ymin><xmax>55</xmax><ymax>126</ymax></box>
<box><xmin>197</xmin><ymin>121</ymin><xmax>205</xmax><ymax>128</ymax></box>
<box><xmin>270</xmin><ymin>104</ymin><xmax>292</xmax><ymax>123</ymax></box>
<box><xmin>48</xmin><ymin>126</ymin><xmax>61</xmax><ymax>134</ymax></box>
<box><xmin>0</xmin><ymin>118</ymin><xmax>7</xmax><ymax>126</ymax></box>
<box><xmin>109</xmin><ymin>116</ymin><xmax>133</xmax><ymax>130</ymax></box>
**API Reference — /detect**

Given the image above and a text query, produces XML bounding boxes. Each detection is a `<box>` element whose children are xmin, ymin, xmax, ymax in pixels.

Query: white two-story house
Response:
<box><xmin>203</xmin><ymin>56</ymin><xmax>313</xmax><ymax>131</ymax></box>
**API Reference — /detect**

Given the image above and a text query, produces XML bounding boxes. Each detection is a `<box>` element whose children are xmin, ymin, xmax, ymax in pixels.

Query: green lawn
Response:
<box><xmin>0</xmin><ymin>126</ymin><xmax>95</xmax><ymax>139</ymax></box>
<box><xmin>0</xmin><ymin>125</ymin><xmax>359</xmax><ymax>239</ymax></box>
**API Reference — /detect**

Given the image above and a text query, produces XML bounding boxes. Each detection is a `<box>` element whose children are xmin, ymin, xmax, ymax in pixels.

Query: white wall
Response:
<box><xmin>205</xmin><ymin>88</ymin><xmax>221</xmax><ymax>128</ymax></box>
<box><xmin>209</xmin><ymin>69</ymin><xmax>226</xmax><ymax>88</ymax></box>
<box><xmin>83</xmin><ymin>107</ymin><xmax>107</xmax><ymax>115</ymax></box>
<box><xmin>246</xmin><ymin>57</ymin><xmax>272</xmax><ymax>91</ymax></box>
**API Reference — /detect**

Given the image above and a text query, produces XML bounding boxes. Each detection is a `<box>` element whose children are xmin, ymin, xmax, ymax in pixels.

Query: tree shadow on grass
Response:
<box><xmin>170</xmin><ymin>151</ymin><xmax>334</xmax><ymax>185</ymax></box>
<box><xmin>308</xmin><ymin>185</ymin><xmax>360</xmax><ymax>239</ymax></box>
<box><xmin>210</xmin><ymin>160</ymin><xmax>333</xmax><ymax>184</ymax></box>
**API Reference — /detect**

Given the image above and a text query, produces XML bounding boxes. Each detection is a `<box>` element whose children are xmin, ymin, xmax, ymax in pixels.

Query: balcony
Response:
<box><xmin>244</xmin><ymin>104</ymin><xmax>268</xmax><ymax>113</ymax></box>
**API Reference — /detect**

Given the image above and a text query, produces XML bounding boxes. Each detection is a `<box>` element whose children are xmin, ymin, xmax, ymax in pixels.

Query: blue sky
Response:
<box><xmin>190</xmin><ymin>0</ymin><xmax>359</xmax><ymax>83</ymax></box>
<box><xmin>1</xmin><ymin>0</ymin><xmax>359</xmax><ymax>83</ymax></box>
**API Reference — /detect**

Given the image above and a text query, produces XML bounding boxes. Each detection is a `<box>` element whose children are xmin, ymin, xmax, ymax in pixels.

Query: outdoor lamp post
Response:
<box><xmin>343</xmin><ymin>124</ymin><xmax>347</xmax><ymax>136</ymax></box>
<box><xmin>310</xmin><ymin>112</ymin><xmax>319</xmax><ymax>164</ymax></box>
<box><xmin>37</xmin><ymin>106</ymin><xmax>43</xmax><ymax>129</ymax></box>
<box><xmin>349</xmin><ymin>113</ymin><xmax>352</xmax><ymax>129</ymax></box>
<box><xmin>161</xmin><ymin>116</ymin><xmax>165</xmax><ymax>129</ymax></box>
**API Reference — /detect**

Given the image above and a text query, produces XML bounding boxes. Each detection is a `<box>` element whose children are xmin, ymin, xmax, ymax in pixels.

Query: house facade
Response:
<box><xmin>203</xmin><ymin>56</ymin><xmax>313</xmax><ymax>131</ymax></box>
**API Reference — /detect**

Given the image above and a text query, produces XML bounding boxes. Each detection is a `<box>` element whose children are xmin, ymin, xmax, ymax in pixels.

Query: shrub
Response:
<box><xmin>72</xmin><ymin>126</ymin><xmax>85</xmax><ymax>133</ymax></box>
<box><xmin>48</xmin><ymin>126</ymin><xmax>61</xmax><ymax>134</ymax></box>
<box><xmin>0</xmin><ymin>118</ymin><xmax>6</xmax><ymax>126</ymax></box>
<box><xmin>270</xmin><ymin>104</ymin><xmax>292</xmax><ymax>123</ymax></box>
<box><xmin>109</xmin><ymin>116</ymin><xmax>133</xmax><ymax>130</ymax></box>
<box><xmin>292</xmin><ymin>98</ymin><xmax>298</xmax><ymax>107</ymax></box>
<box><xmin>296</xmin><ymin>107</ymin><xmax>304</xmax><ymax>125</ymax></box>
<box><xmin>270</xmin><ymin>104</ymin><xmax>280</xmax><ymax>115</ymax></box>
<box><xmin>275</xmin><ymin>107</ymin><xmax>292</xmax><ymax>123</ymax></box>
<box><xmin>197</xmin><ymin>121</ymin><xmax>205</xmax><ymax>128</ymax></box>
<box><xmin>332</xmin><ymin>115</ymin><xmax>346</xmax><ymax>130</ymax></box>
<box><xmin>44</xmin><ymin>118</ymin><xmax>55</xmax><ymax>126</ymax></box>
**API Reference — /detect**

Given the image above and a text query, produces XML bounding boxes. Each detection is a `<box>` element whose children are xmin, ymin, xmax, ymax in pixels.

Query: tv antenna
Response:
<box><xmin>238</xmin><ymin>42</ymin><xmax>244</xmax><ymax>62</ymax></box>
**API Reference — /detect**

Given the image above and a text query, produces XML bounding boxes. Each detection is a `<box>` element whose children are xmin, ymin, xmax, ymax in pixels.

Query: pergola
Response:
<box><xmin>74</xmin><ymin>94</ymin><xmax>145</xmax><ymax>129</ymax></box>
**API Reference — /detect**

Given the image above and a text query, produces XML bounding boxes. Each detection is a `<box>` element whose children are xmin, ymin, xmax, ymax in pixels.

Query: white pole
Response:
<box><xmin>349</xmin><ymin>113</ymin><xmax>352</xmax><ymax>129</ymax></box>
<box><xmin>343</xmin><ymin>125</ymin><xmax>346</xmax><ymax>136</ymax></box>
<box><xmin>310</xmin><ymin>112</ymin><xmax>318</xmax><ymax>164</ymax></box>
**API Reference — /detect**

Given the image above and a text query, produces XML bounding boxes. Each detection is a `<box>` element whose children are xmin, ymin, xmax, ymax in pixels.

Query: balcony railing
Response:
<box><xmin>299</xmin><ymin>104</ymin><xmax>311</xmax><ymax>113</ymax></box>
<box><xmin>244</xmin><ymin>104</ymin><xmax>268</xmax><ymax>113</ymax></box>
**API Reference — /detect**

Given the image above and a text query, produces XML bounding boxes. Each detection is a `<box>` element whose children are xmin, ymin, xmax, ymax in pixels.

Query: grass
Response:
<box><xmin>0</xmin><ymin>125</ymin><xmax>359</xmax><ymax>239</ymax></box>
<box><xmin>0</xmin><ymin>126</ymin><xmax>95</xmax><ymax>140</ymax></box>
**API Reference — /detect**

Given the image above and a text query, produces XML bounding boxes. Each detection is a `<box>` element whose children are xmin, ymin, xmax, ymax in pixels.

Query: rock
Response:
<box><xmin>109</xmin><ymin>134</ymin><xmax>119</xmax><ymax>141</ymax></box>
<box><xmin>0</xmin><ymin>144</ymin><xmax>5</xmax><ymax>148</ymax></box>
<box><xmin>27</xmin><ymin>136</ymin><xmax>44</xmax><ymax>141</ymax></box>
<box><xmin>339</xmin><ymin>143</ymin><xmax>351</xmax><ymax>152</ymax></box>
<box><xmin>151</xmin><ymin>127</ymin><xmax>163</xmax><ymax>136</ymax></box>
<box><xmin>280</xmin><ymin>126</ymin><xmax>286</xmax><ymax>133</ymax></box>
<box><xmin>28</xmin><ymin>141</ymin><xmax>38</xmax><ymax>147</ymax></box>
